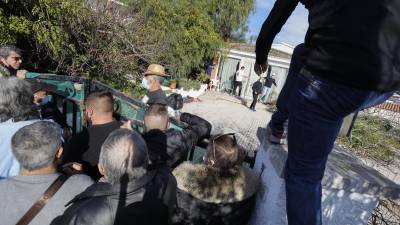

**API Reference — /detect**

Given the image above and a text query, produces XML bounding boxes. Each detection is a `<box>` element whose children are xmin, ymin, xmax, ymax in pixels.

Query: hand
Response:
<box><xmin>121</xmin><ymin>120</ymin><xmax>133</xmax><ymax>130</ymax></box>
<box><xmin>254</xmin><ymin>62</ymin><xmax>268</xmax><ymax>75</ymax></box>
<box><xmin>16</xmin><ymin>69</ymin><xmax>28</xmax><ymax>79</ymax></box>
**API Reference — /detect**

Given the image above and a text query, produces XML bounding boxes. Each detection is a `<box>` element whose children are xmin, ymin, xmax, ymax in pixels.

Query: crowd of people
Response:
<box><xmin>0</xmin><ymin>45</ymin><xmax>259</xmax><ymax>225</ymax></box>
<box><xmin>1</xmin><ymin>0</ymin><xmax>400</xmax><ymax>224</ymax></box>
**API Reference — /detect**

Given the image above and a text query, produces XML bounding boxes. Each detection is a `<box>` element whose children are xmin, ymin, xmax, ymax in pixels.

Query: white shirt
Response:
<box><xmin>235</xmin><ymin>69</ymin><xmax>245</xmax><ymax>82</ymax></box>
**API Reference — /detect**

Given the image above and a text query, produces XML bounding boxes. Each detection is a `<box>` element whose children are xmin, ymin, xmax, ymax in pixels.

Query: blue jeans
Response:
<box><xmin>278</xmin><ymin>71</ymin><xmax>393</xmax><ymax>225</ymax></box>
<box><xmin>260</xmin><ymin>86</ymin><xmax>271</xmax><ymax>103</ymax></box>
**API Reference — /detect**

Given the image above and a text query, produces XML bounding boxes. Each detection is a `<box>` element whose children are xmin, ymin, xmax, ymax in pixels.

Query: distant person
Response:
<box><xmin>143</xmin><ymin>104</ymin><xmax>211</xmax><ymax>168</ymax></box>
<box><xmin>260</xmin><ymin>73</ymin><xmax>277</xmax><ymax>103</ymax></box>
<box><xmin>255</xmin><ymin>1</ymin><xmax>399</xmax><ymax>224</ymax></box>
<box><xmin>0</xmin><ymin>77</ymin><xmax>39</xmax><ymax>178</ymax></box>
<box><xmin>0</xmin><ymin>121</ymin><xmax>93</xmax><ymax>225</ymax></box>
<box><xmin>0</xmin><ymin>45</ymin><xmax>27</xmax><ymax>78</ymax></box>
<box><xmin>63</xmin><ymin>91</ymin><xmax>122</xmax><ymax>180</ymax></box>
<box><xmin>249</xmin><ymin>78</ymin><xmax>263</xmax><ymax>111</ymax></box>
<box><xmin>52</xmin><ymin>129</ymin><xmax>177</xmax><ymax>225</ymax></box>
<box><xmin>172</xmin><ymin>133</ymin><xmax>259</xmax><ymax>225</ymax></box>
<box><xmin>141</xmin><ymin>64</ymin><xmax>168</xmax><ymax>105</ymax></box>
<box><xmin>233</xmin><ymin>66</ymin><xmax>246</xmax><ymax>96</ymax></box>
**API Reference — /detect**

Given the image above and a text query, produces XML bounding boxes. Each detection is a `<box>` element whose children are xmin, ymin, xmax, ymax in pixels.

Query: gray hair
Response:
<box><xmin>99</xmin><ymin>129</ymin><xmax>149</xmax><ymax>184</ymax></box>
<box><xmin>0</xmin><ymin>45</ymin><xmax>22</xmax><ymax>58</ymax></box>
<box><xmin>0</xmin><ymin>77</ymin><xmax>37</xmax><ymax>122</ymax></box>
<box><xmin>12</xmin><ymin>121</ymin><xmax>62</xmax><ymax>170</ymax></box>
<box><xmin>150</xmin><ymin>75</ymin><xmax>164</xmax><ymax>85</ymax></box>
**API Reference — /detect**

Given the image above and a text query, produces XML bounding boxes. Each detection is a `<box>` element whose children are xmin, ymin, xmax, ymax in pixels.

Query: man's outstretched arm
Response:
<box><xmin>255</xmin><ymin>0</ymin><xmax>299</xmax><ymax>74</ymax></box>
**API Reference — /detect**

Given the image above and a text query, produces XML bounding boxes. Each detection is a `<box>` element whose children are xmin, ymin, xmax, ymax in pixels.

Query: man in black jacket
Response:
<box><xmin>52</xmin><ymin>129</ymin><xmax>177</xmax><ymax>225</ymax></box>
<box><xmin>63</xmin><ymin>91</ymin><xmax>122</xmax><ymax>180</ymax></box>
<box><xmin>250</xmin><ymin>78</ymin><xmax>263</xmax><ymax>111</ymax></box>
<box><xmin>255</xmin><ymin>1</ymin><xmax>399</xmax><ymax>225</ymax></box>
<box><xmin>143</xmin><ymin>104</ymin><xmax>211</xmax><ymax>168</ymax></box>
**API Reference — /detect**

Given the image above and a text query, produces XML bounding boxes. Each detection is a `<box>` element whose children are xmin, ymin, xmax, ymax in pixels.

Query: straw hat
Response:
<box><xmin>144</xmin><ymin>64</ymin><xmax>167</xmax><ymax>77</ymax></box>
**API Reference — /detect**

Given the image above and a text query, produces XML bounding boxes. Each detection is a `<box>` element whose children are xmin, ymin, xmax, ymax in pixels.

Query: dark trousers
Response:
<box><xmin>250</xmin><ymin>92</ymin><xmax>258</xmax><ymax>109</ymax></box>
<box><xmin>234</xmin><ymin>81</ymin><xmax>242</xmax><ymax>96</ymax></box>
<box><xmin>271</xmin><ymin>70</ymin><xmax>393</xmax><ymax>225</ymax></box>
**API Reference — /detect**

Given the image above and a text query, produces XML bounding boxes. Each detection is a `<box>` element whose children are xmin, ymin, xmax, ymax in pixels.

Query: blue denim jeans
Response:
<box><xmin>277</xmin><ymin>71</ymin><xmax>394</xmax><ymax>225</ymax></box>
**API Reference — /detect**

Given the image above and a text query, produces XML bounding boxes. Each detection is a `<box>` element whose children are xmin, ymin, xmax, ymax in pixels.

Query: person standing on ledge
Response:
<box><xmin>141</xmin><ymin>64</ymin><xmax>168</xmax><ymax>105</ymax></box>
<box><xmin>254</xmin><ymin>1</ymin><xmax>399</xmax><ymax>225</ymax></box>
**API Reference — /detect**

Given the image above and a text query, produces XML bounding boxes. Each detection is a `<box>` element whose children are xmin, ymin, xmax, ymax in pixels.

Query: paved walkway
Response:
<box><xmin>182</xmin><ymin>91</ymin><xmax>273</xmax><ymax>155</ymax></box>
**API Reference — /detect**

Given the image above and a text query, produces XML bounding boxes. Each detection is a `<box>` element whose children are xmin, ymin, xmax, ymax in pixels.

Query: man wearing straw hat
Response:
<box><xmin>141</xmin><ymin>64</ymin><xmax>168</xmax><ymax>105</ymax></box>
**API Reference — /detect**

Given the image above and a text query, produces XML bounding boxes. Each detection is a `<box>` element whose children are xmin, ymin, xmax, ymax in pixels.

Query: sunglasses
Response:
<box><xmin>211</xmin><ymin>133</ymin><xmax>237</xmax><ymax>164</ymax></box>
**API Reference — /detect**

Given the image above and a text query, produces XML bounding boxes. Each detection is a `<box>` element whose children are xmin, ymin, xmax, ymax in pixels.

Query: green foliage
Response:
<box><xmin>1</xmin><ymin>0</ymin><xmax>253</xmax><ymax>95</ymax></box>
<box><xmin>337</xmin><ymin>115</ymin><xmax>400</xmax><ymax>163</ymax></box>
<box><xmin>196</xmin><ymin>72</ymin><xmax>210</xmax><ymax>83</ymax></box>
<box><xmin>178</xmin><ymin>77</ymin><xmax>201</xmax><ymax>91</ymax></box>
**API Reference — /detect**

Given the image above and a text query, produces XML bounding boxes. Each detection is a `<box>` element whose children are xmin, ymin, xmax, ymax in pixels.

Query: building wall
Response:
<box><xmin>217</xmin><ymin>49</ymin><xmax>291</xmax><ymax>101</ymax></box>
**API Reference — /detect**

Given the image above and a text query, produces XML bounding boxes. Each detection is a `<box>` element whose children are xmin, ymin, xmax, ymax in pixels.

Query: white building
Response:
<box><xmin>216</xmin><ymin>43</ymin><xmax>294</xmax><ymax>102</ymax></box>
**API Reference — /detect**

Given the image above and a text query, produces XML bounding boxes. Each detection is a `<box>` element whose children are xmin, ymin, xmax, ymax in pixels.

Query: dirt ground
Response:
<box><xmin>182</xmin><ymin>91</ymin><xmax>273</xmax><ymax>155</ymax></box>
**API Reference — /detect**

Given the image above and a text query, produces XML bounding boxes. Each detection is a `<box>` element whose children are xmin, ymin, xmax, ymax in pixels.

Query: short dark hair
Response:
<box><xmin>0</xmin><ymin>45</ymin><xmax>22</xmax><ymax>58</ymax></box>
<box><xmin>206</xmin><ymin>134</ymin><xmax>243</xmax><ymax>169</ymax></box>
<box><xmin>85</xmin><ymin>91</ymin><xmax>114</xmax><ymax>115</ymax></box>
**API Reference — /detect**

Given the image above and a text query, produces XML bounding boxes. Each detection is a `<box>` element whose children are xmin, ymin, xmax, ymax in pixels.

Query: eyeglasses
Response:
<box><xmin>11</xmin><ymin>56</ymin><xmax>22</xmax><ymax>61</ymax></box>
<box><xmin>212</xmin><ymin>133</ymin><xmax>237</xmax><ymax>164</ymax></box>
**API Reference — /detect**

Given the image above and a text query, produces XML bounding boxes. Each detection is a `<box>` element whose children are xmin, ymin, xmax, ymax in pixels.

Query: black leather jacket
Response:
<box><xmin>143</xmin><ymin>113</ymin><xmax>212</xmax><ymax>168</ymax></box>
<box><xmin>52</xmin><ymin>166</ymin><xmax>177</xmax><ymax>225</ymax></box>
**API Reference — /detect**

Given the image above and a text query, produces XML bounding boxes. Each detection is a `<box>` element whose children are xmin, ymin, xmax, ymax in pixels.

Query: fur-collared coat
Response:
<box><xmin>172</xmin><ymin>162</ymin><xmax>259</xmax><ymax>225</ymax></box>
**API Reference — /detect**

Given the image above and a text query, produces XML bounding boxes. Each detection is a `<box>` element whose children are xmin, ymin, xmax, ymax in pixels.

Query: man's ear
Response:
<box><xmin>56</xmin><ymin>147</ymin><xmax>63</xmax><ymax>159</ymax></box>
<box><xmin>86</xmin><ymin>108</ymin><xmax>94</xmax><ymax>117</ymax></box>
<box><xmin>98</xmin><ymin>163</ymin><xmax>106</xmax><ymax>176</ymax></box>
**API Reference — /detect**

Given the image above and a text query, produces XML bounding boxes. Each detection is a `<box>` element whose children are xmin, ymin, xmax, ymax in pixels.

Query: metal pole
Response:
<box><xmin>346</xmin><ymin>111</ymin><xmax>359</xmax><ymax>138</ymax></box>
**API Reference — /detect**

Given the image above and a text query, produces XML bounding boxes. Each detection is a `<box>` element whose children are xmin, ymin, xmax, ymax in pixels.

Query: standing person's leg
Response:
<box><xmin>260</xmin><ymin>87</ymin><xmax>269</xmax><ymax>103</ymax></box>
<box><xmin>251</xmin><ymin>93</ymin><xmax>259</xmax><ymax>110</ymax></box>
<box><xmin>238</xmin><ymin>82</ymin><xmax>243</xmax><ymax>97</ymax></box>
<box><xmin>268</xmin><ymin>44</ymin><xmax>307</xmax><ymax>141</ymax></box>
<box><xmin>284</xmin><ymin>72</ymin><xmax>393</xmax><ymax>225</ymax></box>
<box><xmin>233</xmin><ymin>81</ymin><xmax>238</xmax><ymax>95</ymax></box>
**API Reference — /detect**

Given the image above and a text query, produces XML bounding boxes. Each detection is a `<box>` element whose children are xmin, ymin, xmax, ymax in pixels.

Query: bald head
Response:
<box><xmin>85</xmin><ymin>91</ymin><xmax>114</xmax><ymax>115</ymax></box>
<box><xmin>144</xmin><ymin>104</ymin><xmax>169</xmax><ymax>132</ymax></box>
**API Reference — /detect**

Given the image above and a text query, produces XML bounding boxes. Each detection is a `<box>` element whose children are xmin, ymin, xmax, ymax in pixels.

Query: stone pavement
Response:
<box><xmin>182</xmin><ymin>91</ymin><xmax>272</xmax><ymax>156</ymax></box>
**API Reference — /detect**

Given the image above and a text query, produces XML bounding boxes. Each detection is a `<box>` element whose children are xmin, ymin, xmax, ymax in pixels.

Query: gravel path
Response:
<box><xmin>182</xmin><ymin>91</ymin><xmax>272</xmax><ymax>156</ymax></box>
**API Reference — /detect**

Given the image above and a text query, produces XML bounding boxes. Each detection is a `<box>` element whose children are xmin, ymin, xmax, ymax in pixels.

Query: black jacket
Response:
<box><xmin>143</xmin><ymin>113</ymin><xmax>212</xmax><ymax>168</ymax></box>
<box><xmin>63</xmin><ymin>120</ymin><xmax>123</xmax><ymax>180</ymax></box>
<box><xmin>171</xmin><ymin>162</ymin><xmax>259</xmax><ymax>225</ymax></box>
<box><xmin>256</xmin><ymin>0</ymin><xmax>400</xmax><ymax>91</ymax></box>
<box><xmin>252</xmin><ymin>80</ymin><xmax>263</xmax><ymax>94</ymax></box>
<box><xmin>51</xmin><ymin>166</ymin><xmax>177</xmax><ymax>225</ymax></box>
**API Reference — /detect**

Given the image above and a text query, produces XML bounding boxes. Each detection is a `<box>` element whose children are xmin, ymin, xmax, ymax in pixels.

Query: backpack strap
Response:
<box><xmin>16</xmin><ymin>174</ymin><xmax>70</xmax><ymax>225</ymax></box>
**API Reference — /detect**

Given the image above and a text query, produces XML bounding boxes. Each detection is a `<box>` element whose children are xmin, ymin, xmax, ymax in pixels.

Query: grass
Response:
<box><xmin>337</xmin><ymin>115</ymin><xmax>400</xmax><ymax>163</ymax></box>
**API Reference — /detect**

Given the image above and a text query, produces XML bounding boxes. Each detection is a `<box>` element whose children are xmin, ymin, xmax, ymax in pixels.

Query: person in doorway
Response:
<box><xmin>249</xmin><ymin>78</ymin><xmax>263</xmax><ymax>111</ymax></box>
<box><xmin>260</xmin><ymin>73</ymin><xmax>277</xmax><ymax>104</ymax></box>
<box><xmin>254</xmin><ymin>1</ymin><xmax>399</xmax><ymax>225</ymax></box>
<box><xmin>233</xmin><ymin>66</ymin><xmax>246</xmax><ymax>97</ymax></box>
<box><xmin>141</xmin><ymin>64</ymin><xmax>168</xmax><ymax>105</ymax></box>
<box><xmin>0</xmin><ymin>45</ymin><xmax>27</xmax><ymax>78</ymax></box>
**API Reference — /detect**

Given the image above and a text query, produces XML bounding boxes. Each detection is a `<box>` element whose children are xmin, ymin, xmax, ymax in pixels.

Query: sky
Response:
<box><xmin>246</xmin><ymin>0</ymin><xmax>309</xmax><ymax>46</ymax></box>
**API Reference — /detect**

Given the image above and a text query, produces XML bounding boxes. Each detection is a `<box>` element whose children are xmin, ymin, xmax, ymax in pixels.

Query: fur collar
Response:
<box><xmin>173</xmin><ymin>162</ymin><xmax>259</xmax><ymax>204</ymax></box>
